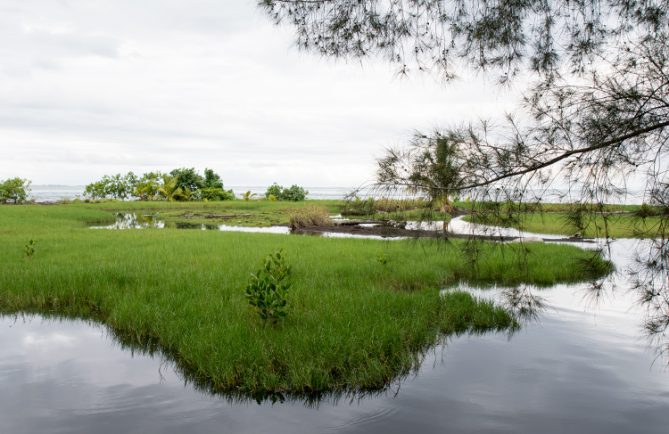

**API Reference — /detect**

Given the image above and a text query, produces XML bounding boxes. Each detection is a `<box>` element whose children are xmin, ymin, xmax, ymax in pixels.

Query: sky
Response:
<box><xmin>0</xmin><ymin>0</ymin><xmax>523</xmax><ymax>187</ymax></box>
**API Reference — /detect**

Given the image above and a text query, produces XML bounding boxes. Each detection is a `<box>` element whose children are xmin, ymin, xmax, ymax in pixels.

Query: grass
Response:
<box><xmin>0</xmin><ymin>202</ymin><xmax>612</xmax><ymax>396</ymax></box>
<box><xmin>288</xmin><ymin>205</ymin><xmax>332</xmax><ymax>229</ymax></box>
<box><xmin>466</xmin><ymin>211</ymin><xmax>665</xmax><ymax>238</ymax></box>
<box><xmin>73</xmin><ymin>198</ymin><xmax>343</xmax><ymax>227</ymax></box>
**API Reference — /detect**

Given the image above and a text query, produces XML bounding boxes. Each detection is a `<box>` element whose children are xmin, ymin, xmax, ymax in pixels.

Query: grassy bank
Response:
<box><xmin>71</xmin><ymin>199</ymin><xmax>343</xmax><ymax>227</ymax></box>
<box><xmin>465</xmin><ymin>211</ymin><xmax>664</xmax><ymax>238</ymax></box>
<box><xmin>0</xmin><ymin>203</ymin><xmax>611</xmax><ymax>395</ymax></box>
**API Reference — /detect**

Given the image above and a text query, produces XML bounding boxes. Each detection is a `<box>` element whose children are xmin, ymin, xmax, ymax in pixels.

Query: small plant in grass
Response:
<box><xmin>24</xmin><ymin>239</ymin><xmax>36</xmax><ymax>258</ymax></box>
<box><xmin>242</xmin><ymin>190</ymin><xmax>257</xmax><ymax>201</ymax></box>
<box><xmin>377</xmin><ymin>253</ymin><xmax>390</xmax><ymax>266</ymax></box>
<box><xmin>245</xmin><ymin>250</ymin><xmax>292</xmax><ymax>323</ymax></box>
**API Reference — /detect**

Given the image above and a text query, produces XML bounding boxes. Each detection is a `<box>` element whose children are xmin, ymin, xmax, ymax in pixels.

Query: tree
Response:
<box><xmin>259</xmin><ymin>0</ymin><xmax>669</xmax><ymax>350</ymax></box>
<box><xmin>377</xmin><ymin>131</ymin><xmax>463</xmax><ymax>211</ymax></box>
<box><xmin>170</xmin><ymin>168</ymin><xmax>205</xmax><ymax>193</ymax></box>
<box><xmin>259</xmin><ymin>0</ymin><xmax>668</xmax><ymax>199</ymax></box>
<box><xmin>203</xmin><ymin>168</ymin><xmax>224</xmax><ymax>189</ymax></box>
<box><xmin>259</xmin><ymin>0</ymin><xmax>667</xmax><ymax>80</ymax></box>
<box><xmin>0</xmin><ymin>178</ymin><xmax>31</xmax><ymax>204</ymax></box>
<box><xmin>133</xmin><ymin>172</ymin><xmax>163</xmax><ymax>201</ymax></box>
<box><xmin>158</xmin><ymin>174</ymin><xmax>190</xmax><ymax>201</ymax></box>
<box><xmin>84</xmin><ymin>172</ymin><xmax>137</xmax><ymax>200</ymax></box>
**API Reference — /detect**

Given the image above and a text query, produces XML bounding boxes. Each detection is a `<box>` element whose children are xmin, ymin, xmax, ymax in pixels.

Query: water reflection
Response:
<box><xmin>2</xmin><ymin>242</ymin><xmax>669</xmax><ymax>431</ymax></box>
<box><xmin>500</xmin><ymin>286</ymin><xmax>547</xmax><ymax>322</ymax></box>
<box><xmin>3</xmin><ymin>270</ymin><xmax>669</xmax><ymax>433</ymax></box>
<box><xmin>91</xmin><ymin>213</ymin><xmax>165</xmax><ymax>230</ymax></box>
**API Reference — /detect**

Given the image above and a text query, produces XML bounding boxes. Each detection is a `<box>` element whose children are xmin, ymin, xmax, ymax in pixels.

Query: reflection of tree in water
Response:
<box><xmin>630</xmin><ymin>237</ymin><xmax>669</xmax><ymax>359</ymax></box>
<box><xmin>501</xmin><ymin>286</ymin><xmax>546</xmax><ymax>323</ymax></box>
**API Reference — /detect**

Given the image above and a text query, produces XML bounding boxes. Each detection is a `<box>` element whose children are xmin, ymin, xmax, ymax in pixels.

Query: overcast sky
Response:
<box><xmin>0</xmin><ymin>0</ymin><xmax>523</xmax><ymax>187</ymax></box>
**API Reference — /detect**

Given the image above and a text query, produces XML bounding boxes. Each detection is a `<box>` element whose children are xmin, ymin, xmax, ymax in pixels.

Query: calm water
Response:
<box><xmin>2</xmin><ymin>238</ymin><xmax>669</xmax><ymax>432</ymax></box>
<box><xmin>29</xmin><ymin>185</ymin><xmax>356</xmax><ymax>202</ymax></box>
<box><xmin>29</xmin><ymin>185</ymin><xmax>649</xmax><ymax>204</ymax></box>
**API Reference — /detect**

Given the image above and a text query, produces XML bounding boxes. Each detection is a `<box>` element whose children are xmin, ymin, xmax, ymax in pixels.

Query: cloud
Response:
<box><xmin>0</xmin><ymin>0</ymin><xmax>521</xmax><ymax>186</ymax></box>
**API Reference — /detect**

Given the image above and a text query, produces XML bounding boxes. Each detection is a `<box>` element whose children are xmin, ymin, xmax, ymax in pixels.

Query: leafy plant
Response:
<box><xmin>245</xmin><ymin>250</ymin><xmax>292</xmax><ymax>323</ymax></box>
<box><xmin>24</xmin><ymin>239</ymin><xmax>36</xmax><ymax>258</ymax></box>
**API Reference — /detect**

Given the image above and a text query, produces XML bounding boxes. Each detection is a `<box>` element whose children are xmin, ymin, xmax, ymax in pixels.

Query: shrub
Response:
<box><xmin>264</xmin><ymin>183</ymin><xmax>308</xmax><ymax>201</ymax></box>
<box><xmin>198</xmin><ymin>187</ymin><xmax>235</xmax><ymax>201</ymax></box>
<box><xmin>289</xmin><ymin>206</ymin><xmax>332</xmax><ymax>229</ymax></box>
<box><xmin>265</xmin><ymin>183</ymin><xmax>283</xmax><ymax>199</ymax></box>
<box><xmin>244</xmin><ymin>250</ymin><xmax>292</xmax><ymax>323</ymax></box>
<box><xmin>281</xmin><ymin>184</ymin><xmax>308</xmax><ymax>201</ymax></box>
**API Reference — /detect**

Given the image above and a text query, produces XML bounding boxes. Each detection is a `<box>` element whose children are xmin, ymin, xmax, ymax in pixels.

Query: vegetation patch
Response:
<box><xmin>0</xmin><ymin>203</ymin><xmax>612</xmax><ymax>397</ymax></box>
<box><xmin>289</xmin><ymin>205</ymin><xmax>332</xmax><ymax>229</ymax></box>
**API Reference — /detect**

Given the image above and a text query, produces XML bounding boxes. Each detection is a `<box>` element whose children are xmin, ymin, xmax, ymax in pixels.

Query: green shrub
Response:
<box><xmin>244</xmin><ymin>250</ymin><xmax>292</xmax><ymax>323</ymax></box>
<box><xmin>265</xmin><ymin>183</ymin><xmax>283</xmax><ymax>199</ymax></box>
<box><xmin>289</xmin><ymin>205</ymin><xmax>332</xmax><ymax>229</ymax></box>
<box><xmin>280</xmin><ymin>184</ymin><xmax>308</xmax><ymax>201</ymax></box>
<box><xmin>198</xmin><ymin>187</ymin><xmax>235</xmax><ymax>201</ymax></box>
<box><xmin>264</xmin><ymin>183</ymin><xmax>308</xmax><ymax>201</ymax></box>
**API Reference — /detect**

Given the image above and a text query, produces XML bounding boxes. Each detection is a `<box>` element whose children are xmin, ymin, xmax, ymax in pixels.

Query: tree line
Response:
<box><xmin>84</xmin><ymin>168</ymin><xmax>308</xmax><ymax>202</ymax></box>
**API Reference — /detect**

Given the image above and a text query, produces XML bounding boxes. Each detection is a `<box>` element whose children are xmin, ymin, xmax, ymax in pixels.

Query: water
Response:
<box><xmin>29</xmin><ymin>186</ymin><xmax>357</xmax><ymax>203</ymax></box>
<box><xmin>90</xmin><ymin>213</ymin><xmax>408</xmax><ymax>240</ymax></box>
<box><xmin>29</xmin><ymin>185</ymin><xmax>649</xmax><ymax>204</ymax></box>
<box><xmin>2</xmin><ymin>234</ymin><xmax>669</xmax><ymax>432</ymax></box>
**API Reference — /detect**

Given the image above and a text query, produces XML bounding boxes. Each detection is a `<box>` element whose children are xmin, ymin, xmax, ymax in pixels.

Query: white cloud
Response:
<box><xmin>0</xmin><ymin>0</ymin><xmax>521</xmax><ymax>186</ymax></box>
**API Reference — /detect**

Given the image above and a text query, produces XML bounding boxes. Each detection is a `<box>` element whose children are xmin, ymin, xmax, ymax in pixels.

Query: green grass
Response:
<box><xmin>0</xmin><ymin>203</ymin><xmax>612</xmax><ymax>396</ymax></box>
<box><xmin>72</xmin><ymin>198</ymin><xmax>343</xmax><ymax>227</ymax></box>
<box><xmin>466</xmin><ymin>211</ymin><xmax>664</xmax><ymax>238</ymax></box>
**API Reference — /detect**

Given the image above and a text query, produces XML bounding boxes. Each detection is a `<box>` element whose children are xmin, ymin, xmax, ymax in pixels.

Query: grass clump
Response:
<box><xmin>289</xmin><ymin>205</ymin><xmax>332</xmax><ymax>229</ymax></box>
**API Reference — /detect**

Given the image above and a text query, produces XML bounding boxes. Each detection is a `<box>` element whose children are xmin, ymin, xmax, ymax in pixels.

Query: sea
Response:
<box><xmin>28</xmin><ymin>185</ymin><xmax>647</xmax><ymax>204</ymax></box>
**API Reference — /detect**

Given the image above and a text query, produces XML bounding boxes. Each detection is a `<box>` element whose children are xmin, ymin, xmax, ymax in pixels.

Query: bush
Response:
<box><xmin>265</xmin><ymin>183</ymin><xmax>283</xmax><ymax>199</ymax></box>
<box><xmin>0</xmin><ymin>178</ymin><xmax>31</xmax><ymax>204</ymax></box>
<box><xmin>264</xmin><ymin>183</ymin><xmax>308</xmax><ymax>201</ymax></box>
<box><xmin>198</xmin><ymin>187</ymin><xmax>235</xmax><ymax>201</ymax></box>
<box><xmin>289</xmin><ymin>206</ymin><xmax>332</xmax><ymax>229</ymax></box>
<box><xmin>244</xmin><ymin>250</ymin><xmax>292</xmax><ymax>323</ymax></box>
<box><xmin>280</xmin><ymin>184</ymin><xmax>308</xmax><ymax>201</ymax></box>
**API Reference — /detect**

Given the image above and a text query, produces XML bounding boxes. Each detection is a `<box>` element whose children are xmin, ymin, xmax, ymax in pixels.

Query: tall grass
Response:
<box><xmin>289</xmin><ymin>205</ymin><xmax>332</xmax><ymax>229</ymax></box>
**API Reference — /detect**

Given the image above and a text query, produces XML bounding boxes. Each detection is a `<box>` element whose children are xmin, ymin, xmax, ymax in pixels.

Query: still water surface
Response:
<box><xmin>1</xmin><ymin>241</ymin><xmax>668</xmax><ymax>432</ymax></box>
